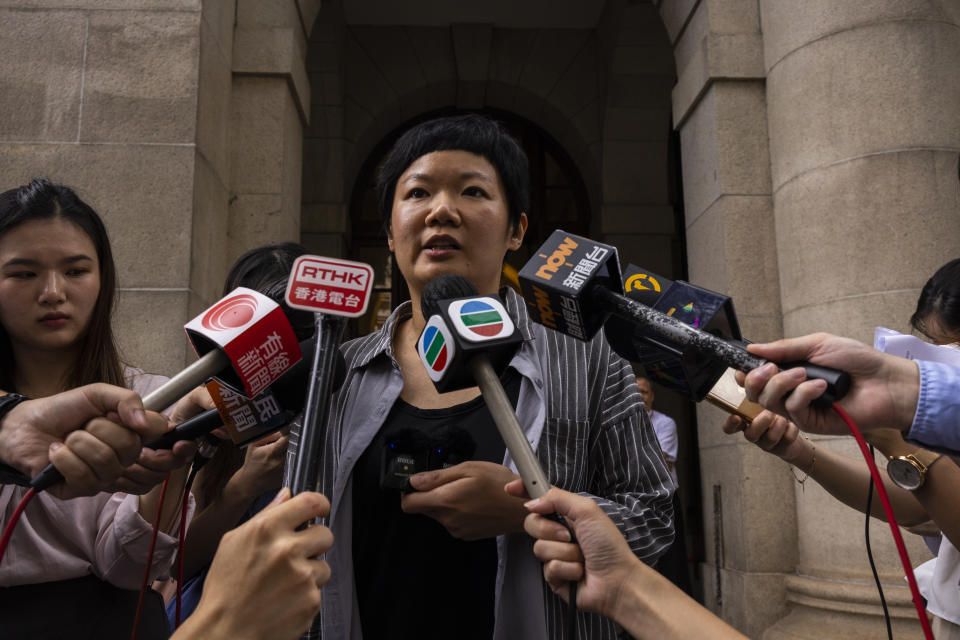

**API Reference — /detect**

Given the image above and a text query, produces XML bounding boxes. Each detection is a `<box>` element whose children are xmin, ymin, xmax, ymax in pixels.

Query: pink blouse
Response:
<box><xmin>0</xmin><ymin>368</ymin><xmax>195</xmax><ymax>589</ymax></box>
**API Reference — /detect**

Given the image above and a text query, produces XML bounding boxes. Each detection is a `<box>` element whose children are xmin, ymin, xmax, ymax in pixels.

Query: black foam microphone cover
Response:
<box><xmin>420</xmin><ymin>274</ymin><xmax>478</xmax><ymax>319</ymax></box>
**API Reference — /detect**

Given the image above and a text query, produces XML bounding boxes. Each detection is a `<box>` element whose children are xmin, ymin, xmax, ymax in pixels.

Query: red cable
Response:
<box><xmin>175</xmin><ymin>484</ymin><xmax>189</xmax><ymax>628</ymax></box>
<box><xmin>0</xmin><ymin>487</ymin><xmax>37</xmax><ymax>565</ymax></box>
<box><xmin>832</xmin><ymin>403</ymin><xmax>934</xmax><ymax>640</ymax></box>
<box><xmin>130</xmin><ymin>476</ymin><xmax>169</xmax><ymax>640</ymax></box>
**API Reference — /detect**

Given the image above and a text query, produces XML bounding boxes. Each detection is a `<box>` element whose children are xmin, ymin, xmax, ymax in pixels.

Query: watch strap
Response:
<box><xmin>0</xmin><ymin>393</ymin><xmax>32</xmax><ymax>487</ymax></box>
<box><xmin>908</xmin><ymin>448</ymin><xmax>942</xmax><ymax>472</ymax></box>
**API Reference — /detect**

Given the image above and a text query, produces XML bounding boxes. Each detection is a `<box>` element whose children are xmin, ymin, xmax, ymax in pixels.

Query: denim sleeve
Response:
<box><xmin>905</xmin><ymin>360</ymin><xmax>960</xmax><ymax>455</ymax></box>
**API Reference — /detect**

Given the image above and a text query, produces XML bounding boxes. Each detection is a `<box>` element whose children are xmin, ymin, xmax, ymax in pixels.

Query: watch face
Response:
<box><xmin>888</xmin><ymin>458</ymin><xmax>923</xmax><ymax>490</ymax></box>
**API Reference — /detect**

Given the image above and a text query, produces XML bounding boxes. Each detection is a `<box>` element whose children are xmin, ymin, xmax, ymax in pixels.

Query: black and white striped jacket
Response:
<box><xmin>306</xmin><ymin>287</ymin><xmax>674</xmax><ymax>640</ymax></box>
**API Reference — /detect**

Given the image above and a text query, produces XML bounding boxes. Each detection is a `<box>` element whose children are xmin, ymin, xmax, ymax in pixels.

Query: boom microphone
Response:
<box><xmin>518</xmin><ymin>230</ymin><xmax>850</xmax><ymax>404</ymax></box>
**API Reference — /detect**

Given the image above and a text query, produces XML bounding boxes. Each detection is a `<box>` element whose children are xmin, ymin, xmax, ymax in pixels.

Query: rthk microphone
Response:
<box><xmin>517</xmin><ymin>230</ymin><xmax>850</xmax><ymax>404</ymax></box>
<box><xmin>416</xmin><ymin>275</ymin><xmax>550</xmax><ymax>500</ymax></box>
<box><xmin>30</xmin><ymin>287</ymin><xmax>304</xmax><ymax>492</ymax></box>
<box><xmin>284</xmin><ymin>255</ymin><xmax>374</xmax><ymax>497</ymax></box>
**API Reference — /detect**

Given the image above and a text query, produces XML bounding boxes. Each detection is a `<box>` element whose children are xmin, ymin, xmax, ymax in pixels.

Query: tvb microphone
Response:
<box><xmin>416</xmin><ymin>274</ymin><xmax>550</xmax><ymax>499</ymax></box>
<box><xmin>284</xmin><ymin>255</ymin><xmax>374</xmax><ymax>496</ymax></box>
<box><xmin>517</xmin><ymin>230</ymin><xmax>850</xmax><ymax>404</ymax></box>
<box><xmin>30</xmin><ymin>287</ymin><xmax>305</xmax><ymax>492</ymax></box>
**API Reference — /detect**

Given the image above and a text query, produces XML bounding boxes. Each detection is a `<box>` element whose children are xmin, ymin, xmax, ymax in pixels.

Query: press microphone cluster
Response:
<box><xmin>30</xmin><ymin>287</ymin><xmax>306</xmax><ymax>492</ymax></box>
<box><xmin>517</xmin><ymin>230</ymin><xmax>850</xmax><ymax>404</ymax></box>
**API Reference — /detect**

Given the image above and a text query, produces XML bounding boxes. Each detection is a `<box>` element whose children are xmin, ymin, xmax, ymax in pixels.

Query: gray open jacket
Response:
<box><xmin>309</xmin><ymin>287</ymin><xmax>675</xmax><ymax>639</ymax></box>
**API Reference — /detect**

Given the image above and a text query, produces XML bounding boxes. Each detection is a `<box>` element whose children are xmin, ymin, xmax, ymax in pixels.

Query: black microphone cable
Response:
<box><xmin>173</xmin><ymin>437</ymin><xmax>220</xmax><ymax>629</ymax></box>
<box><xmin>864</xmin><ymin>444</ymin><xmax>893</xmax><ymax>640</ymax></box>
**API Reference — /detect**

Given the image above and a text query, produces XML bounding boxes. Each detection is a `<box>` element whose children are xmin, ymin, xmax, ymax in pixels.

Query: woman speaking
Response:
<box><xmin>316</xmin><ymin>115</ymin><xmax>674</xmax><ymax>640</ymax></box>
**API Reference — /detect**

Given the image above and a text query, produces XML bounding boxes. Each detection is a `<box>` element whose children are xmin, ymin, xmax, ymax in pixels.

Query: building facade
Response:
<box><xmin>2</xmin><ymin>0</ymin><xmax>959</xmax><ymax>637</ymax></box>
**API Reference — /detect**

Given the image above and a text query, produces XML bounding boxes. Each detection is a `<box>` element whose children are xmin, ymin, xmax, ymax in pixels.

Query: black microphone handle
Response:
<box><xmin>590</xmin><ymin>286</ymin><xmax>850</xmax><ymax>403</ymax></box>
<box><xmin>467</xmin><ymin>354</ymin><xmax>550</xmax><ymax>499</ymax></box>
<box><xmin>144</xmin><ymin>408</ymin><xmax>224</xmax><ymax>450</ymax></box>
<box><xmin>30</xmin><ymin>409</ymin><xmax>229</xmax><ymax>492</ymax></box>
<box><xmin>288</xmin><ymin>313</ymin><xmax>347</xmax><ymax>497</ymax></box>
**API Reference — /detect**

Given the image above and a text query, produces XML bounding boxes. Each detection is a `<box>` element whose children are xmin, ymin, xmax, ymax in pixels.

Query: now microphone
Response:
<box><xmin>518</xmin><ymin>230</ymin><xmax>850</xmax><ymax>405</ymax></box>
<box><xmin>417</xmin><ymin>275</ymin><xmax>550</xmax><ymax>499</ymax></box>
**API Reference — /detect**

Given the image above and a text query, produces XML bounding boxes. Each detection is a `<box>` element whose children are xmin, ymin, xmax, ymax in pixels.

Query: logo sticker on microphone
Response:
<box><xmin>201</xmin><ymin>294</ymin><xmax>259</xmax><ymax>330</ymax></box>
<box><xmin>286</xmin><ymin>255</ymin><xmax>374</xmax><ymax>317</ymax></box>
<box><xmin>448</xmin><ymin>297</ymin><xmax>514</xmax><ymax>343</ymax></box>
<box><xmin>418</xmin><ymin>316</ymin><xmax>455</xmax><ymax>382</ymax></box>
<box><xmin>185</xmin><ymin>287</ymin><xmax>302</xmax><ymax>398</ymax></box>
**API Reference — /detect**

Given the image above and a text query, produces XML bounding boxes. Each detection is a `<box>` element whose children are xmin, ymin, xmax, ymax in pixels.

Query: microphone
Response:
<box><xmin>30</xmin><ymin>287</ymin><xmax>305</xmax><ymax>492</ymax></box>
<box><xmin>517</xmin><ymin>230</ymin><xmax>850</xmax><ymax>404</ymax></box>
<box><xmin>604</xmin><ymin>265</ymin><xmax>742</xmax><ymax>402</ymax></box>
<box><xmin>417</xmin><ymin>274</ymin><xmax>521</xmax><ymax>393</ymax></box>
<box><xmin>416</xmin><ymin>275</ymin><xmax>550</xmax><ymax>499</ymax></box>
<box><xmin>141</xmin><ymin>338</ymin><xmax>347</xmax><ymax>451</ymax></box>
<box><xmin>283</xmin><ymin>254</ymin><xmax>374</xmax><ymax>496</ymax></box>
<box><xmin>378</xmin><ymin>426</ymin><xmax>476</xmax><ymax>491</ymax></box>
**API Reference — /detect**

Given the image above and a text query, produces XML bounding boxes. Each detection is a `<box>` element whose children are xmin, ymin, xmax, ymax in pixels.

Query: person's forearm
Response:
<box><xmin>171</xmin><ymin>600</ymin><xmax>232</xmax><ymax>640</ymax></box>
<box><xmin>784</xmin><ymin>442</ymin><xmax>928</xmax><ymax>525</ymax></box>
<box><xmin>910</xmin><ymin>457</ymin><xmax>960</xmax><ymax>549</ymax></box>
<box><xmin>180</xmin><ymin>481</ymin><xmax>259</xmax><ymax>579</ymax></box>
<box><xmin>614</xmin><ymin>559</ymin><xmax>746</xmax><ymax>640</ymax></box>
<box><xmin>139</xmin><ymin>467</ymin><xmax>190</xmax><ymax>533</ymax></box>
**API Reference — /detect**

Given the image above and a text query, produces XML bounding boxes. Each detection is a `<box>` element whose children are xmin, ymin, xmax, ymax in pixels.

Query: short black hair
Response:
<box><xmin>375</xmin><ymin>114</ymin><xmax>529</xmax><ymax>232</ymax></box>
<box><xmin>911</xmin><ymin>258</ymin><xmax>960</xmax><ymax>340</ymax></box>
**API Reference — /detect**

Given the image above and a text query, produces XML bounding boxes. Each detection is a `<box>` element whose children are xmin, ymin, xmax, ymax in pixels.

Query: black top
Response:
<box><xmin>352</xmin><ymin>370</ymin><xmax>521</xmax><ymax>640</ymax></box>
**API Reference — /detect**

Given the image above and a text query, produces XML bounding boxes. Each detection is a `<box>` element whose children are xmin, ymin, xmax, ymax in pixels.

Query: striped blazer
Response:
<box><xmin>304</xmin><ymin>287</ymin><xmax>674</xmax><ymax>639</ymax></box>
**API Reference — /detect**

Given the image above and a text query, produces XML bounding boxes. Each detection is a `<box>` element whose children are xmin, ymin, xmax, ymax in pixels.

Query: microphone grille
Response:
<box><xmin>420</xmin><ymin>274</ymin><xmax>478</xmax><ymax>318</ymax></box>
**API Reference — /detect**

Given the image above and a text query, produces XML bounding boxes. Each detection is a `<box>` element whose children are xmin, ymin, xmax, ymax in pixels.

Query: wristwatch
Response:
<box><xmin>0</xmin><ymin>393</ymin><xmax>31</xmax><ymax>486</ymax></box>
<box><xmin>886</xmin><ymin>449</ymin><xmax>943</xmax><ymax>491</ymax></box>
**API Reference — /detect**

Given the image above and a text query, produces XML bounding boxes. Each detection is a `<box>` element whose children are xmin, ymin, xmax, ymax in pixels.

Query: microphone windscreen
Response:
<box><xmin>421</xmin><ymin>274</ymin><xmax>478</xmax><ymax>319</ymax></box>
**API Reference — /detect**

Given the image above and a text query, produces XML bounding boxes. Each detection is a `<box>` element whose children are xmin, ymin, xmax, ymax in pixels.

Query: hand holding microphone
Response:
<box><xmin>739</xmin><ymin>332</ymin><xmax>921</xmax><ymax>436</ymax></box>
<box><xmin>29</xmin><ymin>287</ymin><xmax>307</xmax><ymax>494</ymax></box>
<box><xmin>0</xmin><ymin>385</ymin><xmax>170</xmax><ymax>499</ymax></box>
<box><xmin>172</xmin><ymin>488</ymin><xmax>333</xmax><ymax>640</ymax></box>
<box><xmin>517</xmin><ymin>230</ymin><xmax>850</xmax><ymax>407</ymax></box>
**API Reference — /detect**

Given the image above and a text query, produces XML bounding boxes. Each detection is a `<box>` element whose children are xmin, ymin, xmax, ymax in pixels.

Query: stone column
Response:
<box><xmin>228</xmin><ymin>0</ymin><xmax>311</xmax><ymax>267</ymax></box>
<box><xmin>0</xmin><ymin>2</ymin><xmax>203</xmax><ymax>375</ymax></box>
<box><xmin>761</xmin><ymin>1</ymin><xmax>960</xmax><ymax>638</ymax></box>
<box><xmin>659</xmin><ymin>0</ymin><xmax>793</xmax><ymax>636</ymax></box>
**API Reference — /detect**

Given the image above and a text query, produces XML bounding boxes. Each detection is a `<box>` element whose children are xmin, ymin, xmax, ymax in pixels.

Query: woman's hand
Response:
<box><xmin>401</xmin><ymin>461</ymin><xmax>528</xmax><ymax>540</ymax></box>
<box><xmin>739</xmin><ymin>333</ymin><xmax>920</xmax><ymax>436</ymax></box>
<box><xmin>226</xmin><ymin>432</ymin><xmax>290</xmax><ymax>501</ymax></box>
<box><xmin>175</xmin><ymin>489</ymin><xmax>332</xmax><ymax>640</ymax></box>
<box><xmin>514</xmin><ymin>484</ymin><xmax>640</xmax><ymax>620</ymax></box>
<box><xmin>109</xmin><ymin>385</ymin><xmax>213</xmax><ymax>493</ymax></box>
<box><xmin>721</xmin><ymin>410</ymin><xmax>812</xmax><ymax>467</ymax></box>
<box><xmin>0</xmin><ymin>384</ymin><xmax>169</xmax><ymax>498</ymax></box>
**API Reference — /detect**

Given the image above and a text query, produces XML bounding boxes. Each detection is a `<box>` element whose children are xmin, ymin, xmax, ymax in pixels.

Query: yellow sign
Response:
<box><xmin>625</xmin><ymin>273</ymin><xmax>661</xmax><ymax>293</ymax></box>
